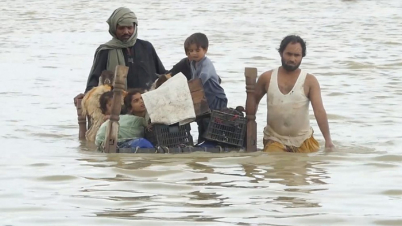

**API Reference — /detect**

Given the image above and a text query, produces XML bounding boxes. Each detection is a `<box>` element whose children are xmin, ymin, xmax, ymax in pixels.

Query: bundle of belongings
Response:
<box><xmin>142</xmin><ymin>73</ymin><xmax>247</xmax><ymax>149</ymax></box>
<box><xmin>142</xmin><ymin>73</ymin><xmax>196</xmax><ymax>126</ymax></box>
<box><xmin>141</xmin><ymin>73</ymin><xmax>196</xmax><ymax>149</ymax></box>
<box><xmin>81</xmin><ymin>71</ymin><xmax>247</xmax><ymax>150</ymax></box>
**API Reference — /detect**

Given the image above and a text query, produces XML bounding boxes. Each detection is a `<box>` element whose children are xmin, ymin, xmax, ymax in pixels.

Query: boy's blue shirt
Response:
<box><xmin>191</xmin><ymin>56</ymin><xmax>227</xmax><ymax>110</ymax></box>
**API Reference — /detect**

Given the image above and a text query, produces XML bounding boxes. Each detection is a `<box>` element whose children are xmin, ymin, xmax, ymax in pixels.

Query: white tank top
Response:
<box><xmin>263</xmin><ymin>68</ymin><xmax>313</xmax><ymax>147</ymax></box>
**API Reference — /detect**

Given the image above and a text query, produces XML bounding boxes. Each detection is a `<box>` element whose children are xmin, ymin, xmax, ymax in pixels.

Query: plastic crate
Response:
<box><xmin>145</xmin><ymin>123</ymin><xmax>193</xmax><ymax>148</ymax></box>
<box><xmin>203</xmin><ymin>109</ymin><xmax>247</xmax><ymax>147</ymax></box>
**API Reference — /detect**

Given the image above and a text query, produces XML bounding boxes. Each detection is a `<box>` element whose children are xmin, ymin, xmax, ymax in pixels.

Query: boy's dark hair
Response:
<box><xmin>123</xmin><ymin>88</ymin><xmax>144</xmax><ymax>111</ymax></box>
<box><xmin>99</xmin><ymin>91</ymin><xmax>114</xmax><ymax>114</ymax></box>
<box><xmin>184</xmin><ymin>32</ymin><xmax>209</xmax><ymax>53</ymax></box>
<box><xmin>278</xmin><ymin>35</ymin><xmax>307</xmax><ymax>57</ymax></box>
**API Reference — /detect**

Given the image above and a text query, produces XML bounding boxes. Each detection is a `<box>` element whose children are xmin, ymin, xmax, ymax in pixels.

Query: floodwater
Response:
<box><xmin>1</xmin><ymin>0</ymin><xmax>402</xmax><ymax>225</ymax></box>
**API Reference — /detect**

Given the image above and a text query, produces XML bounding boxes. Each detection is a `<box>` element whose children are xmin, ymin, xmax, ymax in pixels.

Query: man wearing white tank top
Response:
<box><xmin>253</xmin><ymin>35</ymin><xmax>334</xmax><ymax>152</ymax></box>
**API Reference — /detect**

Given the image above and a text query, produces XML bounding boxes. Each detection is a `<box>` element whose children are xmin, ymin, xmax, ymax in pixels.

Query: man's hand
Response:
<box><xmin>74</xmin><ymin>93</ymin><xmax>85</xmax><ymax>107</ymax></box>
<box><xmin>325</xmin><ymin>140</ymin><xmax>335</xmax><ymax>149</ymax></box>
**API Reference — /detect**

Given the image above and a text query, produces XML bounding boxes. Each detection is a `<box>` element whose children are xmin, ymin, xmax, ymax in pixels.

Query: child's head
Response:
<box><xmin>184</xmin><ymin>33</ymin><xmax>209</xmax><ymax>62</ymax></box>
<box><xmin>99</xmin><ymin>91</ymin><xmax>114</xmax><ymax>115</ymax></box>
<box><xmin>123</xmin><ymin>88</ymin><xmax>146</xmax><ymax>116</ymax></box>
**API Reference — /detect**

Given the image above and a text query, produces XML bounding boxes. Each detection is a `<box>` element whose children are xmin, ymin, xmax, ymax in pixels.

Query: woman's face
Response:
<box><xmin>130</xmin><ymin>93</ymin><xmax>146</xmax><ymax>114</ymax></box>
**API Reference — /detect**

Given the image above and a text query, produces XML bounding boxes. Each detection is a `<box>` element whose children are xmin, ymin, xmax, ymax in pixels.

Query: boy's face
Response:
<box><xmin>187</xmin><ymin>44</ymin><xmax>207</xmax><ymax>62</ymax></box>
<box><xmin>105</xmin><ymin>99</ymin><xmax>113</xmax><ymax>115</ymax></box>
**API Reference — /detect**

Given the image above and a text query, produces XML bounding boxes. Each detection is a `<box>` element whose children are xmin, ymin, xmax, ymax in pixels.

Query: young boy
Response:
<box><xmin>184</xmin><ymin>32</ymin><xmax>228</xmax><ymax>143</ymax></box>
<box><xmin>168</xmin><ymin>35</ymin><xmax>221</xmax><ymax>84</ymax></box>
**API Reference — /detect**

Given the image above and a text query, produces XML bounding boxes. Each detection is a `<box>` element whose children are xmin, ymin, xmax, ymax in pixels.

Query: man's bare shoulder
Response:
<box><xmin>306</xmin><ymin>73</ymin><xmax>317</xmax><ymax>79</ymax></box>
<box><xmin>305</xmin><ymin>73</ymin><xmax>320</xmax><ymax>86</ymax></box>
<box><xmin>254</xmin><ymin>69</ymin><xmax>274</xmax><ymax>100</ymax></box>
<box><xmin>255</xmin><ymin>70</ymin><xmax>274</xmax><ymax>95</ymax></box>
<box><xmin>261</xmin><ymin>69</ymin><xmax>274</xmax><ymax>77</ymax></box>
<box><xmin>258</xmin><ymin>70</ymin><xmax>274</xmax><ymax>82</ymax></box>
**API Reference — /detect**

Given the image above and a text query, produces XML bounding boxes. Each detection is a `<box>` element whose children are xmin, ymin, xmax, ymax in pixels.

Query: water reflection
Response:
<box><xmin>73</xmin><ymin>153</ymin><xmax>331</xmax><ymax>223</ymax></box>
<box><xmin>266</xmin><ymin>154</ymin><xmax>329</xmax><ymax>187</ymax></box>
<box><xmin>245</xmin><ymin>154</ymin><xmax>328</xmax><ymax>209</ymax></box>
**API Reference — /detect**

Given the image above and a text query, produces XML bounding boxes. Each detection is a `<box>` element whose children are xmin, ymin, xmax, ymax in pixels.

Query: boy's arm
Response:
<box><xmin>168</xmin><ymin>58</ymin><xmax>188</xmax><ymax>76</ymax></box>
<box><xmin>198</xmin><ymin>71</ymin><xmax>209</xmax><ymax>84</ymax></box>
<box><xmin>197</xmin><ymin>62</ymin><xmax>215</xmax><ymax>84</ymax></box>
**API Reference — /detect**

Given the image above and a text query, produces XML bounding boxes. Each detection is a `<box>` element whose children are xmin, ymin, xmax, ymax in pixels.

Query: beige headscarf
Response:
<box><xmin>86</xmin><ymin>7</ymin><xmax>138</xmax><ymax>86</ymax></box>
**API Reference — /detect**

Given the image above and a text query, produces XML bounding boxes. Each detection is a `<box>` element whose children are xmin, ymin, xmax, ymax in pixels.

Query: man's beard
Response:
<box><xmin>121</xmin><ymin>34</ymin><xmax>132</xmax><ymax>42</ymax></box>
<box><xmin>281</xmin><ymin>58</ymin><xmax>300</xmax><ymax>72</ymax></box>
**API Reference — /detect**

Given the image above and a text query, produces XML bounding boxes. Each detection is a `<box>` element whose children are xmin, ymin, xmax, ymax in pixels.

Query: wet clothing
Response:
<box><xmin>263</xmin><ymin>134</ymin><xmax>319</xmax><ymax>153</ymax></box>
<box><xmin>118</xmin><ymin>138</ymin><xmax>154</xmax><ymax>149</ymax></box>
<box><xmin>263</xmin><ymin>67</ymin><xmax>318</xmax><ymax>152</ymax></box>
<box><xmin>191</xmin><ymin>56</ymin><xmax>227</xmax><ymax>111</ymax></box>
<box><xmin>190</xmin><ymin>56</ymin><xmax>227</xmax><ymax>143</ymax></box>
<box><xmin>95</xmin><ymin>114</ymin><xmax>146</xmax><ymax>146</ymax></box>
<box><xmin>85</xmin><ymin>39</ymin><xmax>166</xmax><ymax>92</ymax></box>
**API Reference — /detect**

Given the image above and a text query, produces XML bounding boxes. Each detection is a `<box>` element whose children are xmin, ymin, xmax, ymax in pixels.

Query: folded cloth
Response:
<box><xmin>142</xmin><ymin>73</ymin><xmax>195</xmax><ymax>125</ymax></box>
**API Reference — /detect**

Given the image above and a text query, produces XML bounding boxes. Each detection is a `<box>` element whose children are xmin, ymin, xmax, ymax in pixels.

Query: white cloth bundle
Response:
<box><xmin>142</xmin><ymin>73</ymin><xmax>195</xmax><ymax>125</ymax></box>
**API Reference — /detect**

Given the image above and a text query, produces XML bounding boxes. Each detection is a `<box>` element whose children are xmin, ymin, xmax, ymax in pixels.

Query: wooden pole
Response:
<box><xmin>76</xmin><ymin>98</ymin><xmax>87</xmax><ymax>140</ymax></box>
<box><xmin>245</xmin><ymin>67</ymin><xmax>257</xmax><ymax>152</ymax></box>
<box><xmin>103</xmin><ymin>65</ymin><xmax>129</xmax><ymax>153</ymax></box>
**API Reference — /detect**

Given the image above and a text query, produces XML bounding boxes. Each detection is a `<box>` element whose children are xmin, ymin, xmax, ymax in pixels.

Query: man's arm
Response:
<box><xmin>150</xmin><ymin>43</ymin><xmax>167</xmax><ymax>74</ymax></box>
<box><xmin>85</xmin><ymin>50</ymin><xmax>108</xmax><ymax>93</ymax></box>
<box><xmin>307</xmin><ymin>74</ymin><xmax>334</xmax><ymax>148</ymax></box>
<box><xmin>74</xmin><ymin>50</ymin><xmax>108</xmax><ymax>107</ymax></box>
<box><xmin>248</xmin><ymin>71</ymin><xmax>271</xmax><ymax>115</ymax></box>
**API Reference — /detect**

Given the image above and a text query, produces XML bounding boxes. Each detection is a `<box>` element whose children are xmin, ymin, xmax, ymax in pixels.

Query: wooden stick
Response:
<box><xmin>245</xmin><ymin>67</ymin><xmax>258</xmax><ymax>152</ymax></box>
<box><xmin>76</xmin><ymin>98</ymin><xmax>87</xmax><ymax>140</ymax></box>
<box><xmin>188</xmin><ymin>78</ymin><xmax>210</xmax><ymax>117</ymax></box>
<box><xmin>103</xmin><ymin>65</ymin><xmax>129</xmax><ymax>153</ymax></box>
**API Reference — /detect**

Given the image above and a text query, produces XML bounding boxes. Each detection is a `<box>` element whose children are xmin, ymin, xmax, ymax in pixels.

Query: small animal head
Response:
<box><xmin>99</xmin><ymin>70</ymin><xmax>115</xmax><ymax>86</ymax></box>
<box><xmin>235</xmin><ymin>106</ymin><xmax>245</xmax><ymax>113</ymax></box>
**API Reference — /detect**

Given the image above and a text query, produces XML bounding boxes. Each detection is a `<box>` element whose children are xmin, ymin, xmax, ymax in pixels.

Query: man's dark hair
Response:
<box><xmin>99</xmin><ymin>91</ymin><xmax>114</xmax><ymax>114</ymax></box>
<box><xmin>278</xmin><ymin>35</ymin><xmax>307</xmax><ymax>57</ymax></box>
<box><xmin>184</xmin><ymin>32</ymin><xmax>209</xmax><ymax>53</ymax></box>
<box><xmin>123</xmin><ymin>88</ymin><xmax>144</xmax><ymax>111</ymax></box>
